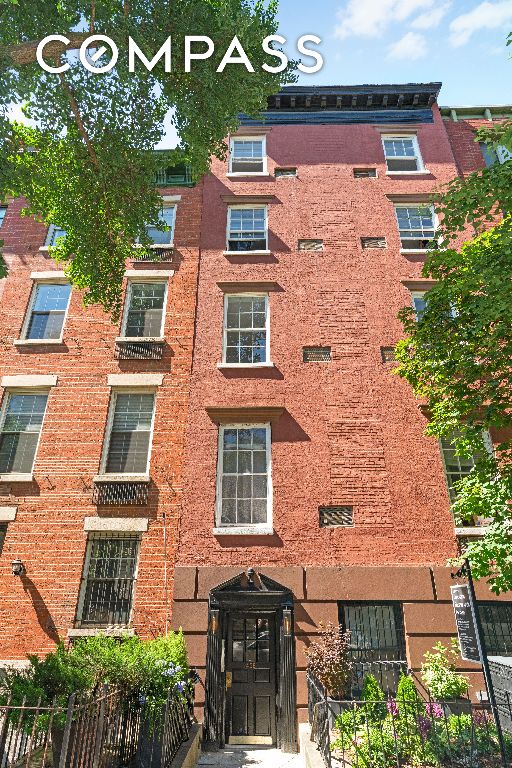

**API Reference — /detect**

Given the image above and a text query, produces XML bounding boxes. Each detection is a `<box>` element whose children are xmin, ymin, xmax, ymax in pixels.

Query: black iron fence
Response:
<box><xmin>0</xmin><ymin>685</ymin><xmax>194</xmax><ymax>768</ymax></box>
<box><xmin>308</xmin><ymin>673</ymin><xmax>512</xmax><ymax>767</ymax></box>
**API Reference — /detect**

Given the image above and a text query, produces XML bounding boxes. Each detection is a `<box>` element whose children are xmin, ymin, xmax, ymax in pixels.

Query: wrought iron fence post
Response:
<box><xmin>59</xmin><ymin>692</ymin><xmax>76</xmax><ymax>768</ymax></box>
<box><xmin>92</xmin><ymin>687</ymin><xmax>107</xmax><ymax>768</ymax></box>
<box><xmin>0</xmin><ymin>696</ymin><xmax>11</xmax><ymax>768</ymax></box>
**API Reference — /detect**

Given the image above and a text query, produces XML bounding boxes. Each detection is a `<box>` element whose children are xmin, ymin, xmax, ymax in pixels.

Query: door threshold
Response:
<box><xmin>228</xmin><ymin>736</ymin><xmax>274</xmax><ymax>745</ymax></box>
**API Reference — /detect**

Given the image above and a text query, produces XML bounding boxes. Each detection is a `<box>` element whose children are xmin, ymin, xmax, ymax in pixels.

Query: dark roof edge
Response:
<box><xmin>275</xmin><ymin>83</ymin><xmax>442</xmax><ymax>96</ymax></box>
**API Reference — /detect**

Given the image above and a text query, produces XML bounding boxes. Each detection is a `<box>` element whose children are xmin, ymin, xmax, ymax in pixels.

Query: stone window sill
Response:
<box><xmin>93</xmin><ymin>473</ymin><xmax>150</xmax><ymax>483</ymax></box>
<box><xmin>226</xmin><ymin>173</ymin><xmax>272</xmax><ymax>179</ymax></box>
<box><xmin>14</xmin><ymin>338</ymin><xmax>64</xmax><ymax>346</ymax></box>
<box><xmin>68</xmin><ymin>627</ymin><xmax>135</xmax><ymax>638</ymax></box>
<box><xmin>386</xmin><ymin>170</ymin><xmax>431</xmax><ymax>176</ymax></box>
<box><xmin>115</xmin><ymin>336</ymin><xmax>165</xmax><ymax>343</ymax></box>
<box><xmin>455</xmin><ymin>527</ymin><xmax>489</xmax><ymax>537</ymax></box>
<box><xmin>223</xmin><ymin>250</ymin><xmax>272</xmax><ymax>256</ymax></box>
<box><xmin>217</xmin><ymin>362</ymin><xmax>275</xmax><ymax>369</ymax></box>
<box><xmin>213</xmin><ymin>526</ymin><xmax>274</xmax><ymax>536</ymax></box>
<box><xmin>0</xmin><ymin>473</ymin><xmax>33</xmax><ymax>482</ymax></box>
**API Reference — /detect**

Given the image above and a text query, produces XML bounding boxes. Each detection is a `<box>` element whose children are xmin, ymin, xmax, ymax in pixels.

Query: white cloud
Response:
<box><xmin>411</xmin><ymin>2</ymin><xmax>451</xmax><ymax>28</ymax></box>
<box><xmin>335</xmin><ymin>0</ymin><xmax>435</xmax><ymax>39</ymax></box>
<box><xmin>449</xmin><ymin>1</ymin><xmax>512</xmax><ymax>46</ymax></box>
<box><xmin>387</xmin><ymin>31</ymin><xmax>428</xmax><ymax>58</ymax></box>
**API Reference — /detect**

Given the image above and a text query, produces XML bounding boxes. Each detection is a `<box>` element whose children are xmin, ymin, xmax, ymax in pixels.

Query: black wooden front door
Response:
<box><xmin>226</xmin><ymin>613</ymin><xmax>277</xmax><ymax>745</ymax></box>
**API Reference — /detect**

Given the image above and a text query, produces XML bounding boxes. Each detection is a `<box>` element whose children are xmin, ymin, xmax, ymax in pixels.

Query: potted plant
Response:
<box><xmin>421</xmin><ymin>640</ymin><xmax>471</xmax><ymax>715</ymax></box>
<box><xmin>305</xmin><ymin>622</ymin><xmax>352</xmax><ymax>727</ymax></box>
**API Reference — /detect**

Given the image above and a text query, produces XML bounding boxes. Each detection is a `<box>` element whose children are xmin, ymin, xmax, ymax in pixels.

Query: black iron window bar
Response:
<box><xmin>114</xmin><ymin>338</ymin><xmax>165</xmax><ymax>360</ymax></box>
<box><xmin>92</xmin><ymin>480</ymin><xmax>150</xmax><ymax>506</ymax></box>
<box><xmin>132</xmin><ymin>246</ymin><xmax>174</xmax><ymax>261</ymax></box>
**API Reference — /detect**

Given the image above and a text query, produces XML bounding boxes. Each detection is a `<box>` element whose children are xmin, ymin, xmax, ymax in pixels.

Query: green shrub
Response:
<box><xmin>421</xmin><ymin>640</ymin><xmax>470</xmax><ymax>700</ymax></box>
<box><xmin>361</xmin><ymin>674</ymin><xmax>387</xmax><ymax>723</ymax></box>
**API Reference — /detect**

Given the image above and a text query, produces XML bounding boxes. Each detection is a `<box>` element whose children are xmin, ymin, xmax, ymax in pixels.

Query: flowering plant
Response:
<box><xmin>305</xmin><ymin>622</ymin><xmax>352</xmax><ymax>697</ymax></box>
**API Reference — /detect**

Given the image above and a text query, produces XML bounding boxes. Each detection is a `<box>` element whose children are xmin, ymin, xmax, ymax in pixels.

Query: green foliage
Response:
<box><xmin>393</xmin><ymin>49</ymin><xmax>512</xmax><ymax>591</ymax></box>
<box><xmin>0</xmin><ymin>1</ymin><xmax>296</xmax><ymax>316</ymax></box>
<box><xmin>304</xmin><ymin>622</ymin><xmax>352</xmax><ymax>698</ymax></box>
<box><xmin>361</xmin><ymin>674</ymin><xmax>387</xmax><ymax>722</ymax></box>
<box><xmin>421</xmin><ymin>640</ymin><xmax>469</xmax><ymax>701</ymax></box>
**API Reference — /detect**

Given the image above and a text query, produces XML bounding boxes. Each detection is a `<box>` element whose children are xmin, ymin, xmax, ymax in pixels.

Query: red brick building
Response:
<box><xmin>0</xmin><ymin>165</ymin><xmax>203</xmax><ymax>659</ymax></box>
<box><xmin>170</xmin><ymin>86</ymin><xmax>512</xmax><ymax>750</ymax></box>
<box><xmin>0</xmin><ymin>84</ymin><xmax>511</xmax><ymax>754</ymax></box>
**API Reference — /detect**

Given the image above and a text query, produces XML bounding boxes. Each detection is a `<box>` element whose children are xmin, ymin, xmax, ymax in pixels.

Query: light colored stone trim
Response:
<box><xmin>1</xmin><ymin>375</ymin><xmax>57</xmax><ymax>388</ymax></box>
<box><xmin>93</xmin><ymin>473</ymin><xmax>149</xmax><ymax>483</ymax></box>
<box><xmin>455</xmin><ymin>527</ymin><xmax>488</xmax><ymax>537</ymax></box>
<box><xmin>124</xmin><ymin>270</ymin><xmax>173</xmax><ymax>278</ymax></box>
<box><xmin>30</xmin><ymin>271</ymin><xmax>67</xmax><ymax>281</ymax></box>
<box><xmin>107</xmin><ymin>374</ymin><xmax>163</xmax><ymax>387</ymax></box>
<box><xmin>84</xmin><ymin>516</ymin><xmax>149</xmax><ymax>532</ymax></box>
<box><xmin>0</xmin><ymin>507</ymin><xmax>17</xmax><ymax>522</ymax></box>
<box><xmin>213</xmin><ymin>526</ymin><xmax>274</xmax><ymax>536</ymax></box>
<box><xmin>161</xmin><ymin>195</ymin><xmax>181</xmax><ymax>203</ymax></box>
<box><xmin>67</xmin><ymin>628</ymin><xmax>135</xmax><ymax>638</ymax></box>
<box><xmin>0</xmin><ymin>473</ymin><xmax>33</xmax><ymax>482</ymax></box>
<box><xmin>13</xmin><ymin>339</ymin><xmax>64</xmax><ymax>347</ymax></box>
<box><xmin>0</xmin><ymin>660</ymin><xmax>31</xmax><ymax>670</ymax></box>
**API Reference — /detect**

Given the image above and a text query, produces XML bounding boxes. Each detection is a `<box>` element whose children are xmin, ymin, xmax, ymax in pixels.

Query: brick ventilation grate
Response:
<box><xmin>361</xmin><ymin>237</ymin><xmax>387</xmax><ymax>249</ymax></box>
<box><xmin>275</xmin><ymin>167</ymin><xmax>297</xmax><ymax>177</ymax></box>
<box><xmin>298</xmin><ymin>239</ymin><xmax>324</xmax><ymax>251</ymax></box>
<box><xmin>114</xmin><ymin>340</ymin><xmax>164</xmax><ymax>360</ymax></box>
<box><xmin>353</xmin><ymin>168</ymin><xmax>377</xmax><ymax>178</ymax></box>
<box><xmin>380</xmin><ymin>346</ymin><xmax>397</xmax><ymax>363</ymax></box>
<box><xmin>92</xmin><ymin>482</ymin><xmax>149</xmax><ymax>506</ymax></box>
<box><xmin>303</xmin><ymin>346</ymin><xmax>332</xmax><ymax>362</ymax></box>
<box><xmin>319</xmin><ymin>506</ymin><xmax>353</xmax><ymax>527</ymax></box>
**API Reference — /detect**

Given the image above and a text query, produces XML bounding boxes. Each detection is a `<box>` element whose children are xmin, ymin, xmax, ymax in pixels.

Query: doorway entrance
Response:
<box><xmin>227</xmin><ymin>613</ymin><xmax>277</xmax><ymax>745</ymax></box>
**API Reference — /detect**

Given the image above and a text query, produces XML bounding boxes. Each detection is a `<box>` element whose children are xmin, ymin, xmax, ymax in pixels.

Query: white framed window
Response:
<box><xmin>229</xmin><ymin>136</ymin><xmax>266</xmax><ymax>175</ymax></box>
<box><xmin>439</xmin><ymin>431</ymin><xmax>492</xmax><ymax>504</ymax></box>
<box><xmin>121</xmin><ymin>281</ymin><xmax>167</xmax><ymax>339</ymax></box>
<box><xmin>216</xmin><ymin>424</ymin><xmax>272</xmax><ymax>530</ymax></box>
<box><xmin>0</xmin><ymin>206</ymin><xmax>6</xmax><ymax>228</ymax></box>
<box><xmin>76</xmin><ymin>533</ymin><xmax>140</xmax><ymax>627</ymax></box>
<box><xmin>395</xmin><ymin>204</ymin><xmax>436</xmax><ymax>252</ymax></box>
<box><xmin>227</xmin><ymin>206</ymin><xmax>268</xmax><ymax>253</ymax></box>
<box><xmin>223</xmin><ymin>294</ymin><xmax>269</xmax><ymax>365</ymax></box>
<box><xmin>146</xmin><ymin>205</ymin><xmax>176</xmax><ymax>245</ymax></box>
<box><xmin>45</xmin><ymin>225</ymin><xmax>67</xmax><ymax>246</ymax></box>
<box><xmin>382</xmin><ymin>135</ymin><xmax>424</xmax><ymax>173</ymax></box>
<box><xmin>0</xmin><ymin>391</ymin><xmax>49</xmax><ymax>474</ymax></box>
<box><xmin>101</xmin><ymin>391</ymin><xmax>156</xmax><ymax>475</ymax></box>
<box><xmin>21</xmin><ymin>282</ymin><xmax>71</xmax><ymax>341</ymax></box>
<box><xmin>410</xmin><ymin>290</ymin><xmax>427</xmax><ymax>320</ymax></box>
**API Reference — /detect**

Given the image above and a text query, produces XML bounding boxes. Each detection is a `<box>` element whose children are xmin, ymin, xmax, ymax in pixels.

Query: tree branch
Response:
<box><xmin>2</xmin><ymin>33</ymin><xmax>91</xmax><ymax>67</ymax></box>
<box><xmin>90</xmin><ymin>1</ymin><xmax>96</xmax><ymax>33</ymax></box>
<box><xmin>57</xmin><ymin>69</ymin><xmax>99</xmax><ymax>168</ymax></box>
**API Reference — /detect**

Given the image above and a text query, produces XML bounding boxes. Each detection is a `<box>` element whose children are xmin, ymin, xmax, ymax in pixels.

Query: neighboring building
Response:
<box><xmin>1</xmin><ymin>85</ymin><xmax>512</xmax><ymax>755</ymax></box>
<box><xmin>0</xmin><ymin>164</ymin><xmax>202</xmax><ymax>658</ymax></box>
<box><xmin>172</xmin><ymin>85</ymin><xmax>512</xmax><ymax>751</ymax></box>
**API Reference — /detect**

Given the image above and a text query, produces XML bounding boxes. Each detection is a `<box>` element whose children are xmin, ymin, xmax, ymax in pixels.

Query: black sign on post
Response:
<box><xmin>451</xmin><ymin>584</ymin><xmax>482</xmax><ymax>663</ymax></box>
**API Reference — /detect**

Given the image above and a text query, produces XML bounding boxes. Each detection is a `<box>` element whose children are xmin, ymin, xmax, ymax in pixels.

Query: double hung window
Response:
<box><xmin>395</xmin><ymin>205</ymin><xmax>436</xmax><ymax>251</ymax></box>
<box><xmin>229</xmin><ymin>137</ymin><xmax>266</xmax><ymax>174</ymax></box>
<box><xmin>102</xmin><ymin>392</ymin><xmax>156</xmax><ymax>475</ymax></box>
<box><xmin>0</xmin><ymin>392</ymin><xmax>49</xmax><ymax>474</ymax></box>
<box><xmin>146</xmin><ymin>206</ymin><xmax>176</xmax><ymax>245</ymax></box>
<box><xmin>223</xmin><ymin>294</ymin><xmax>269</xmax><ymax>365</ymax></box>
<box><xmin>121</xmin><ymin>282</ymin><xmax>166</xmax><ymax>338</ymax></box>
<box><xmin>439</xmin><ymin>431</ymin><xmax>492</xmax><ymax>504</ymax></box>
<box><xmin>23</xmin><ymin>283</ymin><xmax>71</xmax><ymax>341</ymax></box>
<box><xmin>382</xmin><ymin>135</ymin><xmax>424</xmax><ymax>173</ymax></box>
<box><xmin>227</xmin><ymin>206</ymin><xmax>267</xmax><ymax>252</ymax></box>
<box><xmin>45</xmin><ymin>225</ymin><xmax>67</xmax><ymax>246</ymax></box>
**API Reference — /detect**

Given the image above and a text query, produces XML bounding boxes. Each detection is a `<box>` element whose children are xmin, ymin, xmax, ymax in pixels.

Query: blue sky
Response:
<box><xmin>276</xmin><ymin>0</ymin><xmax>512</xmax><ymax>105</ymax></box>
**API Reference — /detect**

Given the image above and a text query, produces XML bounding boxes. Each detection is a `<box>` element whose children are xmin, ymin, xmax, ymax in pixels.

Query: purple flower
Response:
<box><xmin>417</xmin><ymin>716</ymin><xmax>432</xmax><ymax>740</ymax></box>
<box><xmin>425</xmin><ymin>702</ymin><xmax>444</xmax><ymax>719</ymax></box>
<box><xmin>174</xmin><ymin>680</ymin><xmax>186</xmax><ymax>693</ymax></box>
<box><xmin>473</xmin><ymin>710</ymin><xmax>493</xmax><ymax>727</ymax></box>
<box><xmin>387</xmin><ymin>699</ymin><xmax>399</xmax><ymax>716</ymax></box>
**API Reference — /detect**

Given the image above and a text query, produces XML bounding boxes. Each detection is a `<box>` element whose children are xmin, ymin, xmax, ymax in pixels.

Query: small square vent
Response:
<box><xmin>381</xmin><ymin>346</ymin><xmax>397</xmax><ymax>363</ymax></box>
<box><xmin>361</xmin><ymin>237</ymin><xmax>387</xmax><ymax>249</ymax></box>
<box><xmin>275</xmin><ymin>167</ymin><xmax>297</xmax><ymax>178</ymax></box>
<box><xmin>298</xmin><ymin>239</ymin><xmax>324</xmax><ymax>251</ymax></box>
<box><xmin>303</xmin><ymin>346</ymin><xmax>332</xmax><ymax>362</ymax></box>
<box><xmin>354</xmin><ymin>168</ymin><xmax>377</xmax><ymax>178</ymax></box>
<box><xmin>319</xmin><ymin>506</ymin><xmax>353</xmax><ymax>527</ymax></box>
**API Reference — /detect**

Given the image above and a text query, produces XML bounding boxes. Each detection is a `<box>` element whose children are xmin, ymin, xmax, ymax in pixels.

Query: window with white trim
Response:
<box><xmin>395</xmin><ymin>205</ymin><xmax>436</xmax><ymax>251</ymax></box>
<box><xmin>229</xmin><ymin>137</ymin><xmax>266</xmax><ymax>174</ymax></box>
<box><xmin>45</xmin><ymin>225</ymin><xmax>67</xmax><ymax>246</ymax></box>
<box><xmin>410</xmin><ymin>291</ymin><xmax>427</xmax><ymax>320</ymax></box>
<box><xmin>103</xmin><ymin>392</ymin><xmax>156</xmax><ymax>475</ymax></box>
<box><xmin>0</xmin><ymin>207</ymin><xmax>6</xmax><ymax>228</ymax></box>
<box><xmin>0</xmin><ymin>392</ymin><xmax>49</xmax><ymax>474</ymax></box>
<box><xmin>77</xmin><ymin>533</ymin><xmax>140</xmax><ymax>626</ymax></box>
<box><xmin>382</xmin><ymin>135</ymin><xmax>424</xmax><ymax>172</ymax></box>
<box><xmin>227</xmin><ymin>206</ymin><xmax>267</xmax><ymax>252</ymax></box>
<box><xmin>23</xmin><ymin>283</ymin><xmax>71</xmax><ymax>340</ymax></box>
<box><xmin>121</xmin><ymin>282</ymin><xmax>166</xmax><ymax>338</ymax></box>
<box><xmin>217</xmin><ymin>425</ymin><xmax>271</xmax><ymax>528</ymax></box>
<box><xmin>439</xmin><ymin>431</ymin><xmax>492</xmax><ymax>504</ymax></box>
<box><xmin>223</xmin><ymin>294</ymin><xmax>269</xmax><ymax>365</ymax></box>
<box><xmin>146</xmin><ymin>205</ymin><xmax>176</xmax><ymax>245</ymax></box>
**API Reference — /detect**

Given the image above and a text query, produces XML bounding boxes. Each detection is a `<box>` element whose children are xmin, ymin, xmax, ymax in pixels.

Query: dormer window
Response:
<box><xmin>229</xmin><ymin>137</ymin><xmax>266</xmax><ymax>175</ymax></box>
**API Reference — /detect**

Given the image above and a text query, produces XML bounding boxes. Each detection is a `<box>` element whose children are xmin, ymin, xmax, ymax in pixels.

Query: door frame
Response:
<box><xmin>204</xmin><ymin>570</ymin><xmax>298</xmax><ymax>753</ymax></box>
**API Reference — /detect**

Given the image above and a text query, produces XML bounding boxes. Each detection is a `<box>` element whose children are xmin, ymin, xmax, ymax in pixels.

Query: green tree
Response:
<box><xmin>0</xmin><ymin>1</ymin><xmax>295</xmax><ymax>315</ymax></box>
<box><xmin>394</xmin><ymin>76</ymin><xmax>512</xmax><ymax>592</ymax></box>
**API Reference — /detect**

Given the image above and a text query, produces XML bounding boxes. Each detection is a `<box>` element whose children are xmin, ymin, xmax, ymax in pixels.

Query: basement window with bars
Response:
<box><xmin>223</xmin><ymin>294</ymin><xmax>269</xmax><ymax>365</ymax></box>
<box><xmin>0</xmin><ymin>392</ymin><xmax>49</xmax><ymax>475</ymax></box>
<box><xmin>102</xmin><ymin>392</ymin><xmax>155</xmax><ymax>475</ymax></box>
<box><xmin>298</xmin><ymin>239</ymin><xmax>324</xmax><ymax>251</ymax></box>
<box><xmin>478</xmin><ymin>602</ymin><xmax>512</xmax><ymax>656</ymax></box>
<box><xmin>303</xmin><ymin>347</ymin><xmax>331</xmax><ymax>363</ymax></box>
<box><xmin>275</xmin><ymin>167</ymin><xmax>297</xmax><ymax>178</ymax></box>
<box><xmin>439</xmin><ymin>431</ymin><xmax>492</xmax><ymax>505</ymax></box>
<box><xmin>22</xmin><ymin>282</ymin><xmax>71</xmax><ymax>341</ymax></box>
<box><xmin>319</xmin><ymin>506</ymin><xmax>353</xmax><ymax>527</ymax></box>
<box><xmin>339</xmin><ymin>602</ymin><xmax>407</xmax><ymax>695</ymax></box>
<box><xmin>216</xmin><ymin>425</ymin><xmax>271</xmax><ymax>529</ymax></box>
<box><xmin>380</xmin><ymin>347</ymin><xmax>397</xmax><ymax>363</ymax></box>
<box><xmin>45</xmin><ymin>224</ymin><xmax>67</xmax><ymax>246</ymax></box>
<box><xmin>395</xmin><ymin>205</ymin><xmax>436</xmax><ymax>251</ymax></box>
<box><xmin>382</xmin><ymin>135</ymin><xmax>424</xmax><ymax>173</ymax></box>
<box><xmin>77</xmin><ymin>533</ymin><xmax>140</xmax><ymax>627</ymax></box>
<box><xmin>227</xmin><ymin>206</ymin><xmax>267</xmax><ymax>252</ymax></box>
<box><xmin>229</xmin><ymin>137</ymin><xmax>266</xmax><ymax>174</ymax></box>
